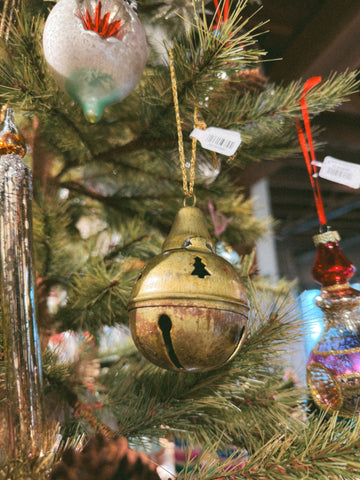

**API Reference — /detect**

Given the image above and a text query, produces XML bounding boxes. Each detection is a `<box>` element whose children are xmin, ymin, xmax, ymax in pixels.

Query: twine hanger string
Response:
<box><xmin>169</xmin><ymin>49</ymin><xmax>206</xmax><ymax>203</ymax></box>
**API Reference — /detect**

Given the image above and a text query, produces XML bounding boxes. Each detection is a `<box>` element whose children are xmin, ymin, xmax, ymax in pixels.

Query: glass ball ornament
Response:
<box><xmin>43</xmin><ymin>0</ymin><xmax>148</xmax><ymax>123</ymax></box>
<box><xmin>186</xmin><ymin>154</ymin><xmax>221</xmax><ymax>186</ymax></box>
<box><xmin>128</xmin><ymin>205</ymin><xmax>248</xmax><ymax>372</ymax></box>
<box><xmin>216</xmin><ymin>241</ymin><xmax>240</xmax><ymax>265</ymax></box>
<box><xmin>306</xmin><ymin>229</ymin><xmax>360</xmax><ymax>417</ymax></box>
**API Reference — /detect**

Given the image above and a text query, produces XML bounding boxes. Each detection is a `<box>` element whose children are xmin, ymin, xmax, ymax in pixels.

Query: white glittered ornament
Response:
<box><xmin>43</xmin><ymin>0</ymin><xmax>148</xmax><ymax>122</ymax></box>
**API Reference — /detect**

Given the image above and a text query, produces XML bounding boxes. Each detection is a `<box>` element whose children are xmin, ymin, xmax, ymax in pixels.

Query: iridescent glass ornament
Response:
<box><xmin>43</xmin><ymin>0</ymin><xmax>148</xmax><ymax>122</ymax></box>
<box><xmin>306</xmin><ymin>229</ymin><xmax>360</xmax><ymax>417</ymax></box>
<box><xmin>0</xmin><ymin>109</ymin><xmax>45</xmax><ymax>456</ymax></box>
<box><xmin>128</xmin><ymin>206</ymin><xmax>248</xmax><ymax>372</ymax></box>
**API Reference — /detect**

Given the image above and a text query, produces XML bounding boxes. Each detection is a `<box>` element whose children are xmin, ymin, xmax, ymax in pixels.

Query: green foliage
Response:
<box><xmin>101</xmin><ymin>287</ymin><xmax>304</xmax><ymax>446</ymax></box>
<box><xmin>33</xmin><ymin>196</ymin><xmax>82</xmax><ymax>282</ymax></box>
<box><xmin>234</xmin><ymin>414</ymin><xmax>360</xmax><ymax>480</ymax></box>
<box><xmin>55</xmin><ymin>260</ymin><xmax>139</xmax><ymax>332</ymax></box>
<box><xmin>0</xmin><ymin>454</ymin><xmax>53</xmax><ymax>480</ymax></box>
<box><xmin>0</xmin><ymin>0</ymin><xmax>359</xmax><ymax>478</ymax></box>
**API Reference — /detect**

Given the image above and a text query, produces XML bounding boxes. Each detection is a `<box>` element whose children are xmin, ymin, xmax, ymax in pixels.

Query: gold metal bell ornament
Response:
<box><xmin>128</xmin><ymin>206</ymin><xmax>249</xmax><ymax>372</ymax></box>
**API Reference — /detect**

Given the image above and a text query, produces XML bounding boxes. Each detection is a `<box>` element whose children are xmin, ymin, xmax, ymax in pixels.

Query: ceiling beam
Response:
<box><xmin>269</xmin><ymin>1</ymin><xmax>360</xmax><ymax>81</ymax></box>
<box><xmin>317</xmin><ymin>112</ymin><xmax>360</xmax><ymax>153</ymax></box>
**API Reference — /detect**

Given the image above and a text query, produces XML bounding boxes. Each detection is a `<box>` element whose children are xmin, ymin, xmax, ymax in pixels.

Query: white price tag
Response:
<box><xmin>318</xmin><ymin>156</ymin><xmax>360</xmax><ymax>189</ymax></box>
<box><xmin>190</xmin><ymin>127</ymin><xmax>241</xmax><ymax>156</ymax></box>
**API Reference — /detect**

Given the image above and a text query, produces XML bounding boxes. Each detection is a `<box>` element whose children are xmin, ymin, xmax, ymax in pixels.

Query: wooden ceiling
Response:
<box><xmin>242</xmin><ymin>0</ymin><xmax>360</xmax><ymax>287</ymax></box>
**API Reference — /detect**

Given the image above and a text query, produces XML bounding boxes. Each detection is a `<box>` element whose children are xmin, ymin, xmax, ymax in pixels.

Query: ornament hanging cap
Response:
<box><xmin>313</xmin><ymin>229</ymin><xmax>340</xmax><ymax>246</ymax></box>
<box><xmin>162</xmin><ymin>206</ymin><xmax>215</xmax><ymax>253</ymax></box>
<box><xmin>0</xmin><ymin>107</ymin><xmax>26</xmax><ymax>158</ymax></box>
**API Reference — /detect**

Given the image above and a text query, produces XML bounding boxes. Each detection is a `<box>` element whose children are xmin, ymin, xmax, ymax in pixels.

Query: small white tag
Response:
<box><xmin>319</xmin><ymin>156</ymin><xmax>360</xmax><ymax>189</ymax></box>
<box><xmin>190</xmin><ymin>127</ymin><xmax>241</xmax><ymax>156</ymax></box>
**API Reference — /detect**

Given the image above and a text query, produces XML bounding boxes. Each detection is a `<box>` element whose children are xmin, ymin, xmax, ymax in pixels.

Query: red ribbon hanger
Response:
<box><xmin>213</xmin><ymin>0</ymin><xmax>230</xmax><ymax>28</ymax></box>
<box><xmin>296</xmin><ymin>77</ymin><xmax>327</xmax><ymax>227</ymax></box>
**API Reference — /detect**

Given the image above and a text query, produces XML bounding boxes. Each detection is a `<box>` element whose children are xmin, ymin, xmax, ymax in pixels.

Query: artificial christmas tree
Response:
<box><xmin>0</xmin><ymin>0</ymin><xmax>359</xmax><ymax>479</ymax></box>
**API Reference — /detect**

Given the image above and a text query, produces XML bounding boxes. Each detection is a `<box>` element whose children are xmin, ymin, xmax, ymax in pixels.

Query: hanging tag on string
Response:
<box><xmin>316</xmin><ymin>156</ymin><xmax>360</xmax><ymax>189</ymax></box>
<box><xmin>190</xmin><ymin>127</ymin><xmax>241</xmax><ymax>156</ymax></box>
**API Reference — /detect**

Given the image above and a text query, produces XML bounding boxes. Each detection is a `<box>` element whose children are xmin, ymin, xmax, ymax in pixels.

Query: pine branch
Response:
<box><xmin>204</xmin><ymin>71</ymin><xmax>359</xmax><ymax>166</ymax></box>
<box><xmin>54</xmin><ymin>259</ymin><xmax>141</xmax><ymax>332</ymax></box>
<box><xmin>233</xmin><ymin>414</ymin><xmax>360</xmax><ymax>480</ymax></box>
<box><xmin>207</xmin><ymin>71</ymin><xmax>359</xmax><ymax>128</ymax></box>
<box><xmin>33</xmin><ymin>197</ymin><xmax>80</xmax><ymax>279</ymax></box>
<box><xmin>0</xmin><ymin>5</ymin><xmax>356</xmax><ymax>181</ymax></box>
<box><xmin>99</xmin><ymin>287</ymin><xmax>305</xmax><ymax>449</ymax></box>
<box><xmin>0</xmin><ymin>9</ymin><xmax>52</xmax><ymax>110</ymax></box>
<box><xmin>170</xmin><ymin>414</ymin><xmax>360</xmax><ymax>480</ymax></box>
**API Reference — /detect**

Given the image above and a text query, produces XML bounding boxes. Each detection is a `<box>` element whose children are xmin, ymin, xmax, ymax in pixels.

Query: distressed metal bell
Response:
<box><xmin>128</xmin><ymin>206</ymin><xmax>249</xmax><ymax>372</ymax></box>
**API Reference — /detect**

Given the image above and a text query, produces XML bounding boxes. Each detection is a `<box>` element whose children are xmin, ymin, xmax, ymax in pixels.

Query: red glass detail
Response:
<box><xmin>77</xmin><ymin>2</ymin><xmax>122</xmax><ymax>39</ymax></box>
<box><xmin>312</xmin><ymin>241</ymin><xmax>355</xmax><ymax>287</ymax></box>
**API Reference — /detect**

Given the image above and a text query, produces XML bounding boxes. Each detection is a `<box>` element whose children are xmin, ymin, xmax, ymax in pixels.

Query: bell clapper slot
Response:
<box><xmin>158</xmin><ymin>314</ymin><xmax>183</xmax><ymax>369</ymax></box>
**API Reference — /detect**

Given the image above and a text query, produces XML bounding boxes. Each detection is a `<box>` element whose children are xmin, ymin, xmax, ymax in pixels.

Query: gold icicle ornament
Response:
<box><xmin>128</xmin><ymin>206</ymin><xmax>248</xmax><ymax>372</ymax></box>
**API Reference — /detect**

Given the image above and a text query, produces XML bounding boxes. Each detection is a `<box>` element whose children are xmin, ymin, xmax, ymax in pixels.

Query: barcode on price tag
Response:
<box><xmin>190</xmin><ymin>127</ymin><xmax>241</xmax><ymax>156</ymax></box>
<box><xmin>319</xmin><ymin>156</ymin><xmax>360</xmax><ymax>189</ymax></box>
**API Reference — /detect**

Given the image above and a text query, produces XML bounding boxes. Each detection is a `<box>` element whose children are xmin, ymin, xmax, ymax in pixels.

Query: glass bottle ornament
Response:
<box><xmin>128</xmin><ymin>206</ymin><xmax>248</xmax><ymax>372</ymax></box>
<box><xmin>188</xmin><ymin>153</ymin><xmax>221</xmax><ymax>186</ymax></box>
<box><xmin>43</xmin><ymin>0</ymin><xmax>148</xmax><ymax>123</ymax></box>
<box><xmin>306</xmin><ymin>229</ymin><xmax>360</xmax><ymax>417</ymax></box>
